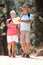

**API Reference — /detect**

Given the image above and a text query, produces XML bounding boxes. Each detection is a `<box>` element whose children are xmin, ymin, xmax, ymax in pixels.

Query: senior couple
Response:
<box><xmin>6</xmin><ymin>6</ymin><xmax>33</xmax><ymax>58</ymax></box>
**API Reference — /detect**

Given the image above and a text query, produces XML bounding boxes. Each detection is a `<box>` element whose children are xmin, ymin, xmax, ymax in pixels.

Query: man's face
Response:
<box><xmin>22</xmin><ymin>8</ymin><xmax>29</xmax><ymax>14</ymax></box>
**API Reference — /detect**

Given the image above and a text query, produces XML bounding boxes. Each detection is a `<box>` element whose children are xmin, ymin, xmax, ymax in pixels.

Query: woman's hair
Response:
<box><xmin>10</xmin><ymin>10</ymin><xmax>16</xmax><ymax>14</ymax></box>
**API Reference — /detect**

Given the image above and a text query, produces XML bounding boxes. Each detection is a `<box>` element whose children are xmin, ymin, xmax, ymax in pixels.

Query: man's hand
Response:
<box><xmin>18</xmin><ymin>19</ymin><xmax>31</xmax><ymax>23</ymax></box>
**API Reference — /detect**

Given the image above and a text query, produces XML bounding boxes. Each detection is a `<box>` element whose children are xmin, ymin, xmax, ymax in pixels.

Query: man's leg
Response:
<box><xmin>27</xmin><ymin>43</ymin><xmax>30</xmax><ymax>51</ymax></box>
<box><xmin>20</xmin><ymin>31</ymin><xmax>28</xmax><ymax>56</ymax></box>
<box><xmin>21</xmin><ymin>43</ymin><xmax>28</xmax><ymax>54</ymax></box>
<box><xmin>25</xmin><ymin>31</ymin><xmax>31</xmax><ymax>57</ymax></box>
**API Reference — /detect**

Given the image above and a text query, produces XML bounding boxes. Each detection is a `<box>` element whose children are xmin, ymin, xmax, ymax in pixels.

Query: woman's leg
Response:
<box><xmin>12</xmin><ymin>42</ymin><xmax>16</xmax><ymax>57</ymax></box>
<box><xmin>7</xmin><ymin>43</ymin><xmax>11</xmax><ymax>57</ymax></box>
<box><xmin>7</xmin><ymin>36</ymin><xmax>12</xmax><ymax>57</ymax></box>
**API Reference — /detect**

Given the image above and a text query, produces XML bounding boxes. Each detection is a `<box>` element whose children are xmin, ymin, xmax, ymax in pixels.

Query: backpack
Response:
<box><xmin>20</xmin><ymin>13</ymin><xmax>30</xmax><ymax>18</ymax></box>
<box><xmin>28</xmin><ymin>13</ymin><xmax>30</xmax><ymax>17</ymax></box>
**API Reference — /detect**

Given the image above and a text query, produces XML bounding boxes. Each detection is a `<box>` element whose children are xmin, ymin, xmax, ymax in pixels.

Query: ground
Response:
<box><xmin>0</xmin><ymin>55</ymin><xmax>43</xmax><ymax>65</ymax></box>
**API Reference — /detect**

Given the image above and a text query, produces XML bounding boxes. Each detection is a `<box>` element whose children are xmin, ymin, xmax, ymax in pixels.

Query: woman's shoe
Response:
<box><xmin>8</xmin><ymin>54</ymin><xmax>11</xmax><ymax>57</ymax></box>
<box><xmin>12</xmin><ymin>54</ymin><xmax>15</xmax><ymax>58</ymax></box>
<box><xmin>22</xmin><ymin>53</ymin><xmax>25</xmax><ymax>57</ymax></box>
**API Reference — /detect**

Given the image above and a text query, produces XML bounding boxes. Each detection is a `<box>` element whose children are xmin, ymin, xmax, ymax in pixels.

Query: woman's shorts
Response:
<box><xmin>7</xmin><ymin>35</ymin><xmax>18</xmax><ymax>43</ymax></box>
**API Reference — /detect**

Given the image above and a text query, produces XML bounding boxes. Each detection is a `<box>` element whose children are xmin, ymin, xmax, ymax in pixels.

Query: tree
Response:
<box><xmin>0</xmin><ymin>0</ymin><xmax>8</xmax><ymax>55</ymax></box>
<box><xmin>0</xmin><ymin>0</ymin><xmax>43</xmax><ymax>55</ymax></box>
<box><xmin>31</xmin><ymin>0</ymin><xmax>43</xmax><ymax>46</ymax></box>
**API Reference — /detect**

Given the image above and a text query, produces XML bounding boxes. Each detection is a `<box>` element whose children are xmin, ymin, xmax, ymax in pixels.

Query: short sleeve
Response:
<box><xmin>21</xmin><ymin>15</ymin><xmax>29</xmax><ymax>20</ymax></box>
<box><xmin>6</xmin><ymin>18</ymin><xmax>11</xmax><ymax>24</ymax></box>
<box><xmin>30</xmin><ymin>14</ymin><xmax>33</xmax><ymax>21</ymax></box>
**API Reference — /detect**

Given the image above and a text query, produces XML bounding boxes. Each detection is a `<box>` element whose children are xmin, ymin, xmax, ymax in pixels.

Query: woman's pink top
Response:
<box><xmin>6</xmin><ymin>19</ymin><xmax>19</xmax><ymax>36</ymax></box>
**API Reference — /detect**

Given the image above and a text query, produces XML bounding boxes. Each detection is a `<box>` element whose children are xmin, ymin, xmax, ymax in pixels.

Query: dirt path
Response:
<box><xmin>0</xmin><ymin>55</ymin><xmax>43</xmax><ymax>65</ymax></box>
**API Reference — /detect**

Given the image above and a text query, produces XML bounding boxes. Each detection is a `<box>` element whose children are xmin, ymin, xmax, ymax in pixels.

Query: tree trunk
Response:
<box><xmin>0</xmin><ymin>30</ymin><xmax>2</xmax><ymax>55</ymax></box>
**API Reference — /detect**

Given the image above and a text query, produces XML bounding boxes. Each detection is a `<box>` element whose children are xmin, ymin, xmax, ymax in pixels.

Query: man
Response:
<box><xmin>19</xmin><ymin>6</ymin><xmax>33</xmax><ymax>58</ymax></box>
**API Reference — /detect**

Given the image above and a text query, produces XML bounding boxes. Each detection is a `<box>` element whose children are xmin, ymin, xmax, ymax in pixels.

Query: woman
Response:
<box><xmin>6</xmin><ymin>10</ymin><xmax>19</xmax><ymax>57</ymax></box>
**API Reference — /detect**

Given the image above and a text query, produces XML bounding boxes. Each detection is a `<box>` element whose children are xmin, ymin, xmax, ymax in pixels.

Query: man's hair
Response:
<box><xmin>22</xmin><ymin>6</ymin><xmax>29</xmax><ymax>11</ymax></box>
<box><xmin>23</xmin><ymin>6</ymin><xmax>28</xmax><ymax>9</ymax></box>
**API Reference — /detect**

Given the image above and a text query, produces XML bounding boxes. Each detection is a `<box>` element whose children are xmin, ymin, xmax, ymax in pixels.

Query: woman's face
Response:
<box><xmin>10</xmin><ymin>13</ymin><xmax>16</xmax><ymax>18</ymax></box>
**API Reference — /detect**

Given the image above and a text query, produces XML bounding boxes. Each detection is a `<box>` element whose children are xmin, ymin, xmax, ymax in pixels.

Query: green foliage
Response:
<box><xmin>39</xmin><ymin>16</ymin><xmax>43</xmax><ymax>22</ymax></box>
<box><xmin>0</xmin><ymin>0</ymin><xmax>5</xmax><ymax>3</ymax></box>
<box><xmin>29</xmin><ymin>45</ymin><xmax>36</xmax><ymax>54</ymax></box>
<box><xmin>0</xmin><ymin>0</ymin><xmax>43</xmax><ymax>54</ymax></box>
<box><xmin>0</xmin><ymin>0</ymin><xmax>6</xmax><ymax>36</ymax></box>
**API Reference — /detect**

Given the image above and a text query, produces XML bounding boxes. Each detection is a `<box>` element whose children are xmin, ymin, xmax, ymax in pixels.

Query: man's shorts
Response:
<box><xmin>20</xmin><ymin>31</ymin><xmax>30</xmax><ymax>44</ymax></box>
<box><xmin>7</xmin><ymin>35</ymin><xmax>18</xmax><ymax>43</ymax></box>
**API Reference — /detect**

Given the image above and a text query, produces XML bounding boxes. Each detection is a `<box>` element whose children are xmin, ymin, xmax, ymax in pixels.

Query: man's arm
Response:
<box><xmin>18</xmin><ymin>19</ymin><xmax>31</xmax><ymax>23</ymax></box>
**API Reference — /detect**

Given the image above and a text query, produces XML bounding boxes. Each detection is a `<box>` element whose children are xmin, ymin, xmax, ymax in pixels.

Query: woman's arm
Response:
<box><xmin>6</xmin><ymin>23</ymin><xmax>15</xmax><ymax>28</ymax></box>
<box><xmin>6</xmin><ymin>19</ymin><xmax>15</xmax><ymax>27</ymax></box>
<box><xmin>6</xmin><ymin>24</ymin><xmax>12</xmax><ymax>27</ymax></box>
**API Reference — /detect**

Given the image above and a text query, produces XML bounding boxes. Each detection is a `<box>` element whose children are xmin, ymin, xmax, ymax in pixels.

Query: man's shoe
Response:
<box><xmin>26</xmin><ymin>54</ymin><xmax>30</xmax><ymax>58</ymax></box>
